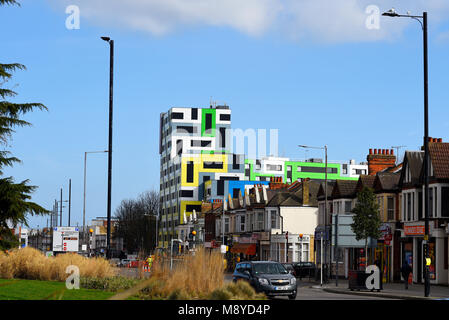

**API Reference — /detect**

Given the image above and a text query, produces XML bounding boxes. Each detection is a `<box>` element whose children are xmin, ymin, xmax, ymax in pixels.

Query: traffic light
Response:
<box><xmin>188</xmin><ymin>230</ymin><xmax>196</xmax><ymax>240</ymax></box>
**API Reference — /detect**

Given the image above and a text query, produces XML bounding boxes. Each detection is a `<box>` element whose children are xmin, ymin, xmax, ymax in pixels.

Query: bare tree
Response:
<box><xmin>113</xmin><ymin>190</ymin><xmax>159</xmax><ymax>255</ymax></box>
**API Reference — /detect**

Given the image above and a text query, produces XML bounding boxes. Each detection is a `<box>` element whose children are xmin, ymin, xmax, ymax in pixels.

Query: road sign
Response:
<box><xmin>53</xmin><ymin>227</ymin><xmax>79</xmax><ymax>252</ymax></box>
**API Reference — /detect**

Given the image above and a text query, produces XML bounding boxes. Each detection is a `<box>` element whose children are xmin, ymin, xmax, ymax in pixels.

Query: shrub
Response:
<box><xmin>80</xmin><ymin>276</ymin><xmax>140</xmax><ymax>292</ymax></box>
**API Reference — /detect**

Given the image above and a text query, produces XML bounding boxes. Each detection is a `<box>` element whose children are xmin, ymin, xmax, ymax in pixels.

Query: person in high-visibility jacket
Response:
<box><xmin>147</xmin><ymin>255</ymin><xmax>154</xmax><ymax>272</ymax></box>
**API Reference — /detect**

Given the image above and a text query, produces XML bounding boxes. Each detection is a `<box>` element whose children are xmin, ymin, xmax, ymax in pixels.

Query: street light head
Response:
<box><xmin>101</xmin><ymin>36</ymin><xmax>111</xmax><ymax>42</ymax></box>
<box><xmin>382</xmin><ymin>8</ymin><xmax>399</xmax><ymax>17</ymax></box>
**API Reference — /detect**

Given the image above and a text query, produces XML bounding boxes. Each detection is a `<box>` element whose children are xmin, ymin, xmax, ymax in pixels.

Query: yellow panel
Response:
<box><xmin>180</xmin><ymin>200</ymin><xmax>202</xmax><ymax>224</ymax></box>
<box><xmin>181</xmin><ymin>156</ymin><xmax>200</xmax><ymax>187</ymax></box>
<box><xmin>200</xmin><ymin>154</ymin><xmax>228</xmax><ymax>173</ymax></box>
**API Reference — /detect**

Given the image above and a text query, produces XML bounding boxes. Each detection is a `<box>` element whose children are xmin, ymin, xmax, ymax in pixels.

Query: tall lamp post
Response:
<box><xmin>299</xmin><ymin>144</ymin><xmax>328</xmax><ymax>282</ymax></box>
<box><xmin>101</xmin><ymin>36</ymin><xmax>114</xmax><ymax>260</ymax></box>
<box><xmin>382</xmin><ymin>8</ymin><xmax>430</xmax><ymax>298</ymax></box>
<box><xmin>83</xmin><ymin>151</ymin><xmax>108</xmax><ymax>246</ymax></box>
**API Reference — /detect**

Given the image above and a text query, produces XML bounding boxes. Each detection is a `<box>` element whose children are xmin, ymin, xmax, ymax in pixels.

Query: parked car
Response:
<box><xmin>232</xmin><ymin>261</ymin><xmax>297</xmax><ymax>300</ymax></box>
<box><xmin>292</xmin><ymin>262</ymin><xmax>316</xmax><ymax>279</ymax></box>
<box><xmin>109</xmin><ymin>258</ymin><xmax>120</xmax><ymax>267</ymax></box>
<box><xmin>119</xmin><ymin>259</ymin><xmax>131</xmax><ymax>267</ymax></box>
<box><xmin>282</xmin><ymin>263</ymin><xmax>296</xmax><ymax>277</ymax></box>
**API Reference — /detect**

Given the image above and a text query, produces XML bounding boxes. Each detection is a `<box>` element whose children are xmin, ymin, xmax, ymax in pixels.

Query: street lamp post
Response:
<box><xmin>83</xmin><ymin>151</ymin><xmax>108</xmax><ymax>247</ymax></box>
<box><xmin>382</xmin><ymin>8</ymin><xmax>430</xmax><ymax>298</ymax></box>
<box><xmin>101</xmin><ymin>36</ymin><xmax>114</xmax><ymax>260</ymax></box>
<box><xmin>299</xmin><ymin>144</ymin><xmax>329</xmax><ymax>282</ymax></box>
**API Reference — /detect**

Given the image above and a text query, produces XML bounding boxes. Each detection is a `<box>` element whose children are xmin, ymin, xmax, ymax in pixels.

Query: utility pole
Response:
<box><xmin>68</xmin><ymin>179</ymin><xmax>71</xmax><ymax>227</ymax></box>
<box><xmin>101</xmin><ymin>36</ymin><xmax>114</xmax><ymax>260</ymax></box>
<box><xmin>60</xmin><ymin>188</ymin><xmax>63</xmax><ymax>227</ymax></box>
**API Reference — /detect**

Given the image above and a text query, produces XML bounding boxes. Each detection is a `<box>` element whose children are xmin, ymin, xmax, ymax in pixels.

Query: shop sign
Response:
<box><xmin>257</xmin><ymin>232</ymin><xmax>270</xmax><ymax>241</ymax></box>
<box><xmin>238</xmin><ymin>237</ymin><xmax>256</xmax><ymax>244</ymax></box>
<box><xmin>379</xmin><ymin>224</ymin><xmax>392</xmax><ymax>240</ymax></box>
<box><xmin>404</xmin><ymin>225</ymin><xmax>425</xmax><ymax>236</ymax></box>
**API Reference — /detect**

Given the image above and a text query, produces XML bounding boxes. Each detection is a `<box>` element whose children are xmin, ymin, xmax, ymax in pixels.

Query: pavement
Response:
<box><xmin>308</xmin><ymin>278</ymin><xmax>449</xmax><ymax>300</ymax></box>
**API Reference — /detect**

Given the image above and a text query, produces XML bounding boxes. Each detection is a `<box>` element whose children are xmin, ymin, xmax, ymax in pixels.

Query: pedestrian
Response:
<box><xmin>400</xmin><ymin>260</ymin><xmax>412</xmax><ymax>289</ymax></box>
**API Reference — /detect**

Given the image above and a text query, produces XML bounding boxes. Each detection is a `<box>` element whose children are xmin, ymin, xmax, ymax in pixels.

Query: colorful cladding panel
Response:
<box><xmin>201</xmin><ymin>109</ymin><xmax>216</xmax><ymax>137</ymax></box>
<box><xmin>180</xmin><ymin>200</ymin><xmax>202</xmax><ymax>224</ymax></box>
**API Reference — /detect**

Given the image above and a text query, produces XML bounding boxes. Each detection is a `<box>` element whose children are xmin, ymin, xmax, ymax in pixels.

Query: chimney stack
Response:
<box><xmin>302</xmin><ymin>178</ymin><xmax>310</xmax><ymax>206</ymax></box>
<box><xmin>367</xmin><ymin>148</ymin><xmax>397</xmax><ymax>176</ymax></box>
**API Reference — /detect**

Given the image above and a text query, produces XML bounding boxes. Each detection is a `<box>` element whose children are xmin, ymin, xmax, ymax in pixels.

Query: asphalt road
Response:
<box><xmin>224</xmin><ymin>275</ymin><xmax>395</xmax><ymax>300</ymax></box>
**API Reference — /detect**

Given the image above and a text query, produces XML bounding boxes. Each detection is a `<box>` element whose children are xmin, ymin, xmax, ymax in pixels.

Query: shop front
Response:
<box><xmin>375</xmin><ymin>223</ymin><xmax>394</xmax><ymax>283</ymax></box>
<box><xmin>401</xmin><ymin>223</ymin><xmax>443</xmax><ymax>284</ymax></box>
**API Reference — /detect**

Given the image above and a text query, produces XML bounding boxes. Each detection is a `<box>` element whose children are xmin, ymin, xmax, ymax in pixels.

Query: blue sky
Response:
<box><xmin>1</xmin><ymin>0</ymin><xmax>449</xmax><ymax>229</ymax></box>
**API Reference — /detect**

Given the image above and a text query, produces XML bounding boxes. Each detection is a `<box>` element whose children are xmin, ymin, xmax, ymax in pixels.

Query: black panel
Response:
<box><xmin>191</xmin><ymin>108</ymin><xmax>198</xmax><ymax>120</ymax></box>
<box><xmin>220</xmin><ymin>114</ymin><xmax>231</xmax><ymax>121</ymax></box>
<box><xmin>220</xmin><ymin>127</ymin><xmax>226</xmax><ymax>148</ymax></box>
<box><xmin>186</xmin><ymin>161</ymin><xmax>194</xmax><ymax>183</ymax></box>
<box><xmin>180</xmin><ymin>190</ymin><xmax>194</xmax><ymax>198</ymax></box>
<box><xmin>205</xmin><ymin>113</ymin><xmax>212</xmax><ymax>131</ymax></box>
<box><xmin>204</xmin><ymin>162</ymin><xmax>223</xmax><ymax>169</ymax></box>
<box><xmin>217</xmin><ymin>180</ymin><xmax>225</xmax><ymax>196</ymax></box>
<box><xmin>233</xmin><ymin>154</ymin><xmax>240</xmax><ymax>170</ymax></box>
<box><xmin>233</xmin><ymin>188</ymin><xmax>240</xmax><ymax>198</ymax></box>
<box><xmin>186</xmin><ymin>205</ymin><xmax>202</xmax><ymax>213</ymax></box>
<box><xmin>171</xmin><ymin>112</ymin><xmax>184</xmax><ymax>119</ymax></box>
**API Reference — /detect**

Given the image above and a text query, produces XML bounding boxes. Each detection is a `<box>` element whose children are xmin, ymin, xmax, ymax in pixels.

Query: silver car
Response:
<box><xmin>232</xmin><ymin>261</ymin><xmax>297</xmax><ymax>300</ymax></box>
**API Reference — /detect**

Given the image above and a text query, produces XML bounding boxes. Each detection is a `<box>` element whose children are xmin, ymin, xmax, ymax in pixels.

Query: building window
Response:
<box><xmin>387</xmin><ymin>197</ymin><xmax>394</xmax><ymax>221</ymax></box>
<box><xmin>442</xmin><ymin>187</ymin><xmax>449</xmax><ymax>217</ymax></box>
<box><xmin>256</xmin><ymin>212</ymin><xmax>264</xmax><ymax>230</ymax></box>
<box><xmin>270</xmin><ymin>210</ymin><xmax>278</xmax><ymax>229</ymax></box>
<box><xmin>220</xmin><ymin>114</ymin><xmax>231</xmax><ymax>121</ymax></box>
<box><xmin>240</xmin><ymin>216</ymin><xmax>245</xmax><ymax>232</ymax></box>
<box><xmin>345</xmin><ymin>201</ymin><xmax>352</xmax><ymax>214</ymax></box>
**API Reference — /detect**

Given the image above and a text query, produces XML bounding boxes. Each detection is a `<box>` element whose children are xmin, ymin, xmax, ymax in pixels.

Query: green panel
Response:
<box><xmin>201</xmin><ymin>109</ymin><xmax>216</xmax><ymax>137</ymax></box>
<box><xmin>284</xmin><ymin>161</ymin><xmax>358</xmax><ymax>182</ymax></box>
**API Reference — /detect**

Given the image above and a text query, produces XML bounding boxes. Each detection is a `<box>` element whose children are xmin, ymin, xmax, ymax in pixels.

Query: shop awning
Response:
<box><xmin>230</xmin><ymin>243</ymin><xmax>256</xmax><ymax>255</ymax></box>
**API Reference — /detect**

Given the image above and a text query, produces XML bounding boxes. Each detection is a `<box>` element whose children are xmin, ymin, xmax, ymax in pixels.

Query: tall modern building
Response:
<box><xmin>159</xmin><ymin>105</ymin><xmax>246</xmax><ymax>247</ymax></box>
<box><xmin>159</xmin><ymin>105</ymin><xmax>370</xmax><ymax>248</ymax></box>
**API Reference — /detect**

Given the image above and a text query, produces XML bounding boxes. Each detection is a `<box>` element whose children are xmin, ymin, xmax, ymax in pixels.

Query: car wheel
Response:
<box><xmin>288</xmin><ymin>291</ymin><xmax>297</xmax><ymax>300</ymax></box>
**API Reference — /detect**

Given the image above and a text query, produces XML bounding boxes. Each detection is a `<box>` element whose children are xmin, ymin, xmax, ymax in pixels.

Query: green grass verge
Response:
<box><xmin>0</xmin><ymin>278</ymin><xmax>117</xmax><ymax>300</ymax></box>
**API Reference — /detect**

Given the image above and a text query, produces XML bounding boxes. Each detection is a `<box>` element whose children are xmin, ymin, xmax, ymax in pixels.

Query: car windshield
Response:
<box><xmin>253</xmin><ymin>263</ymin><xmax>288</xmax><ymax>275</ymax></box>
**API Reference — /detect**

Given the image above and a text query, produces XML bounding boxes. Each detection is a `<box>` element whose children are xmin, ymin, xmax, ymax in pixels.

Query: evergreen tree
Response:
<box><xmin>0</xmin><ymin>0</ymin><xmax>50</xmax><ymax>250</ymax></box>
<box><xmin>350</xmin><ymin>187</ymin><xmax>381</xmax><ymax>267</ymax></box>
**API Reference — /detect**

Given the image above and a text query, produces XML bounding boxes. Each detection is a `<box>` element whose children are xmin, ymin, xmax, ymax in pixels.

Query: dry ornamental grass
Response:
<box><xmin>0</xmin><ymin>247</ymin><xmax>116</xmax><ymax>281</ymax></box>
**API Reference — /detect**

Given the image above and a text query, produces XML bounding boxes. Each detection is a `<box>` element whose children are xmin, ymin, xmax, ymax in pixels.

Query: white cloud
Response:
<box><xmin>49</xmin><ymin>0</ymin><xmax>449</xmax><ymax>43</ymax></box>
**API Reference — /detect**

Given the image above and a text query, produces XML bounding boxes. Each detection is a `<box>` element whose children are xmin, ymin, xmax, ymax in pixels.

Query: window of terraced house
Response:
<box><xmin>442</xmin><ymin>187</ymin><xmax>449</xmax><ymax>217</ymax></box>
<box><xmin>240</xmin><ymin>216</ymin><xmax>245</xmax><ymax>232</ymax></box>
<box><xmin>345</xmin><ymin>201</ymin><xmax>352</xmax><ymax>213</ymax></box>
<box><xmin>387</xmin><ymin>197</ymin><xmax>395</xmax><ymax>220</ymax></box>
<box><xmin>270</xmin><ymin>210</ymin><xmax>278</xmax><ymax>229</ymax></box>
<box><xmin>256</xmin><ymin>212</ymin><xmax>264</xmax><ymax>230</ymax></box>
